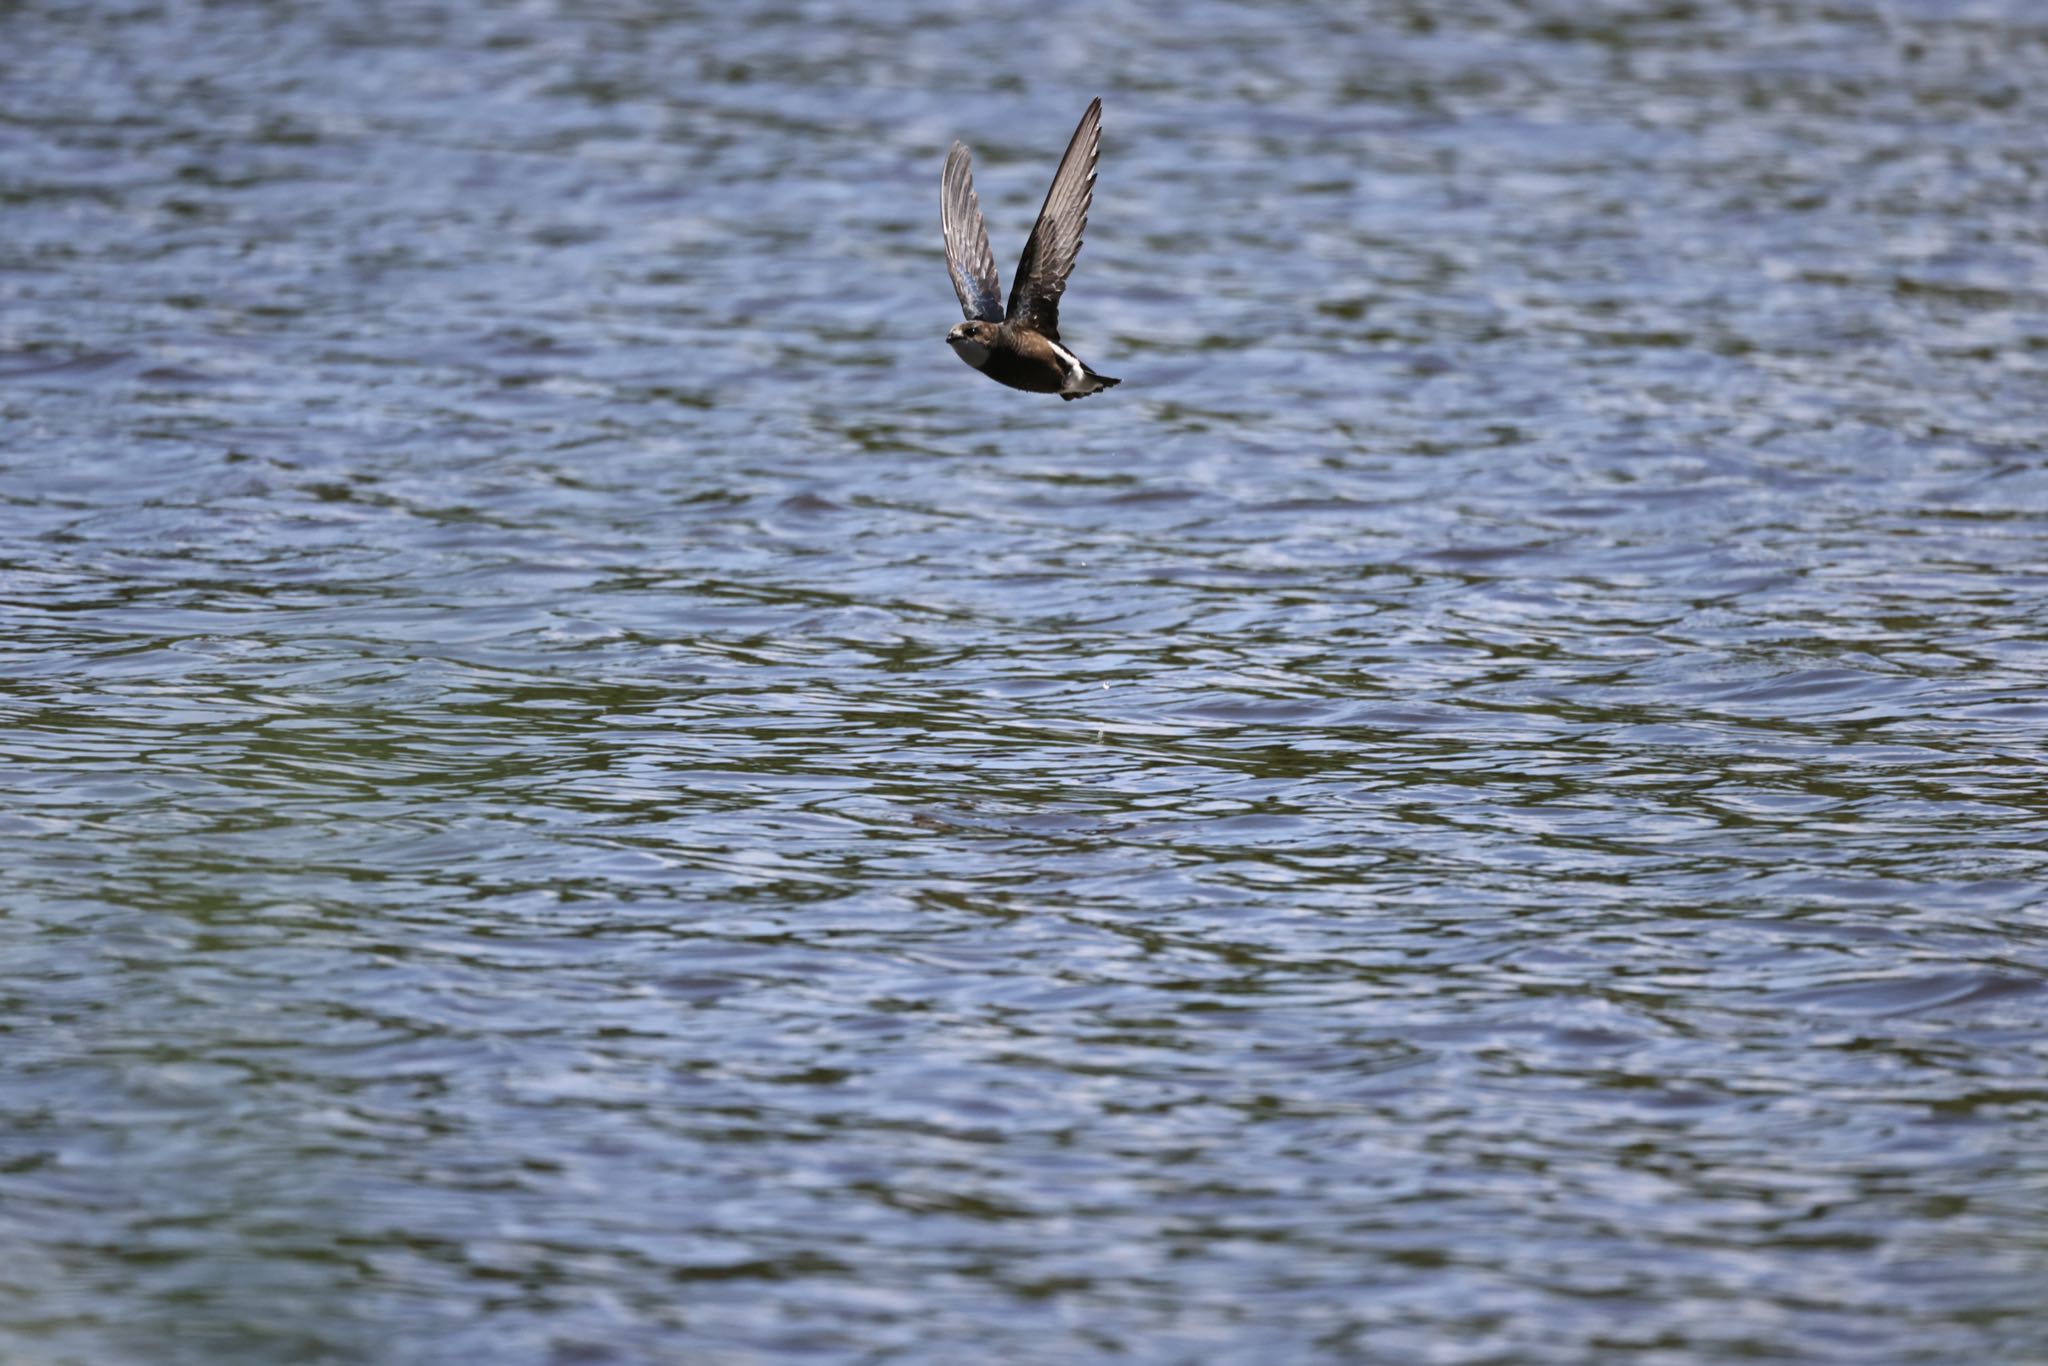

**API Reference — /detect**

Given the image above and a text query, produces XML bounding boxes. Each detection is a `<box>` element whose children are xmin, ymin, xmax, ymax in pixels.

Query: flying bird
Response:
<box><xmin>941</xmin><ymin>97</ymin><xmax>1120</xmax><ymax>401</ymax></box>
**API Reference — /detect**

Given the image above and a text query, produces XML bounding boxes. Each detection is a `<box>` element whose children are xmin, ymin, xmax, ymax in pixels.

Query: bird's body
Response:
<box><xmin>942</xmin><ymin>98</ymin><xmax>1120</xmax><ymax>401</ymax></box>
<box><xmin>947</xmin><ymin>318</ymin><xmax>1102</xmax><ymax>396</ymax></box>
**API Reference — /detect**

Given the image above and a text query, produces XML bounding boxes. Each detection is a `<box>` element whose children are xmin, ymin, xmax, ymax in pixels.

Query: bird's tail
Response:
<box><xmin>1060</xmin><ymin>369</ymin><xmax>1121</xmax><ymax>401</ymax></box>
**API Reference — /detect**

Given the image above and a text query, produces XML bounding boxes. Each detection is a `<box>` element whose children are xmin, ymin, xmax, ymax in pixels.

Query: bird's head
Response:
<box><xmin>946</xmin><ymin>320</ymin><xmax>996</xmax><ymax>368</ymax></box>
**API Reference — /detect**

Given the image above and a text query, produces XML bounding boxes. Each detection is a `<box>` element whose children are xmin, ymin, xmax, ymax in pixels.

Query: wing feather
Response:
<box><xmin>1005</xmin><ymin>97</ymin><xmax>1101</xmax><ymax>339</ymax></box>
<box><xmin>942</xmin><ymin>142</ymin><xmax>1004</xmax><ymax>323</ymax></box>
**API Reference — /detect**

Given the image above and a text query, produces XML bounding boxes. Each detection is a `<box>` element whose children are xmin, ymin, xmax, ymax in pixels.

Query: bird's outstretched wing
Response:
<box><xmin>1005</xmin><ymin>97</ymin><xmax>1101</xmax><ymax>340</ymax></box>
<box><xmin>942</xmin><ymin>142</ymin><xmax>1004</xmax><ymax>323</ymax></box>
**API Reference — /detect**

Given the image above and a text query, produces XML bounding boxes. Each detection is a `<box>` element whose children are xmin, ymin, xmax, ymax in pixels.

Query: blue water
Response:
<box><xmin>4</xmin><ymin>1</ymin><xmax>2047</xmax><ymax>1361</ymax></box>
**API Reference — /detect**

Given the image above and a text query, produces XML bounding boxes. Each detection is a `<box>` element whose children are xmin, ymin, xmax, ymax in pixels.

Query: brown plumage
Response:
<box><xmin>942</xmin><ymin>98</ymin><xmax>1120</xmax><ymax>401</ymax></box>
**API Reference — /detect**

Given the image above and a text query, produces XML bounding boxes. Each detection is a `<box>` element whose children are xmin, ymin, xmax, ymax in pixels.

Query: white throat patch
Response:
<box><xmin>949</xmin><ymin>334</ymin><xmax>992</xmax><ymax>369</ymax></box>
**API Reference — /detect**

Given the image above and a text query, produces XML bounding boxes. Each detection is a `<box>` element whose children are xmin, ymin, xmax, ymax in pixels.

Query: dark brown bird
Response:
<box><xmin>942</xmin><ymin>97</ymin><xmax>1120</xmax><ymax>400</ymax></box>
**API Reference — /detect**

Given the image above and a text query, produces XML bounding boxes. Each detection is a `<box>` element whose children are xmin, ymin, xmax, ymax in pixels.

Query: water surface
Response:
<box><xmin>4</xmin><ymin>0</ymin><xmax>2047</xmax><ymax>1361</ymax></box>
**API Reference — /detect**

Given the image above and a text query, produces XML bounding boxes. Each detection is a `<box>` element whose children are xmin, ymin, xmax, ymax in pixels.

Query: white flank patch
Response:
<box><xmin>1047</xmin><ymin>339</ymin><xmax>1087</xmax><ymax>389</ymax></box>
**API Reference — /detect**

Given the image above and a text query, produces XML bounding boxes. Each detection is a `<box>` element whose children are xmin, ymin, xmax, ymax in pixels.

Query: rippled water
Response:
<box><xmin>5</xmin><ymin>0</ymin><xmax>2048</xmax><ymax>1361</ymax></box>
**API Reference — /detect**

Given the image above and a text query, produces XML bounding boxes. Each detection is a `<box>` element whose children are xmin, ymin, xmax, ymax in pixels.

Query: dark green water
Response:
<box><xmin>4</xmin><ymin>1</ymin><xmax>2047</xmax><ymax>1361</ymax></box>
